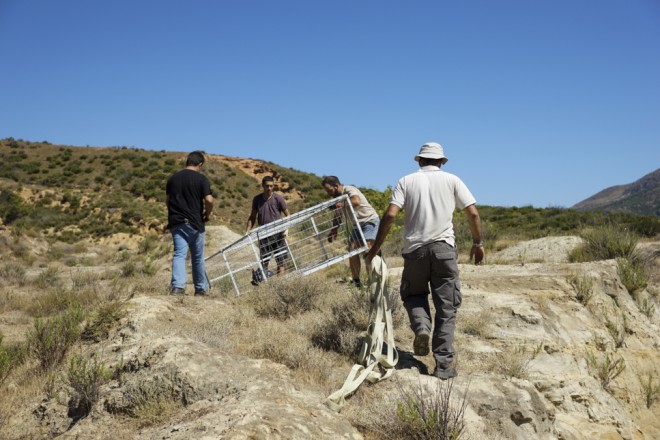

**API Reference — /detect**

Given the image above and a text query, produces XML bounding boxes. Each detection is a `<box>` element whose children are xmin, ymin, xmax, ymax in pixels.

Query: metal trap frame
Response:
<box><xmin>205</xmin><ymin>194</ymin><xmax>367</xmax><ymax>296</ymax></box>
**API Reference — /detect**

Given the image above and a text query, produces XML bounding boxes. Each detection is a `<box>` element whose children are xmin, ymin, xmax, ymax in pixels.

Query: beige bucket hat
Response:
<box><xmin>414</xmin><ymin>142</ymin><xmax>448</xmax><ymax>164</ymax></box>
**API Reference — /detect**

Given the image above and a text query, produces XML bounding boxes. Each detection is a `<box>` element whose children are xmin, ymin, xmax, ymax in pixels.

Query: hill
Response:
<box><xmin>572</xmin><ymin>169</ymin><xmax>660</xmax><ymax>217</ymax></box>
<box><xmin>0</xmin><ymin>138</ymin><xmax>330</xmax><ymax>241</ymax></box>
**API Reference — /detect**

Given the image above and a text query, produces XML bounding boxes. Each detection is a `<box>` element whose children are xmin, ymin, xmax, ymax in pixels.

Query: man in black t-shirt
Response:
<box><xmin>166</xmin><ymin>151</ymin><xmax>214</xmax><ymax>296</ymax></box>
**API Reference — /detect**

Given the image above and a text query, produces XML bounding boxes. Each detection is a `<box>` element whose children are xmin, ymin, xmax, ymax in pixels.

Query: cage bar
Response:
<box><xmin>205</xmin><ymin>195</ymin><xmax>367</xmax><ymax>296</ymax></box>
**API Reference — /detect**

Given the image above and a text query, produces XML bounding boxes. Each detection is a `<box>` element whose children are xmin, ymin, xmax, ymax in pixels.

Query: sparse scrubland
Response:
<box><xmin>0</xmin><ymin>138</ymin><xmax>659</xmax><ymax>438</ymax></box>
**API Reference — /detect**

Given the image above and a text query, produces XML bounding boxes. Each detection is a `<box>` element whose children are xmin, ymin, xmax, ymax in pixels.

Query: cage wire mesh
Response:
<box><xmin>205</xmin><ymin>195</ymin><xmax>368</xmax><ymax>295</ymax></box>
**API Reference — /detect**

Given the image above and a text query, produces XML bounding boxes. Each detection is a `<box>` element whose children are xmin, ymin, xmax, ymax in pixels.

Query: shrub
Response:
<box><xmin>311</xmin><ymin>290</ymin><xmax>371</xmax><ymax>359</ymax></box>
<box><xmin>586</xmin><ymin>351</ymin><xmax>626</xmax><ymax>392</ymax></box>
<box><xmin>489</xmin><ymin>344</ymin><xmax>540</xmax><ymax>379</ymax></box>
<box><xmin>636</xmin><ymin>298</ymin><xmax>655</xmax><ymax>320</ymax></box>
<box><xmin>458</xmin><ymin>309</ymin><xmax>493</xmax><ymax>337</ymax></box>
<box><xmin>604</xmin><ymin>308</ymin><xmax>627</xmax><ymax>349</ymax></box>
<box><xmin>567</xmin><ymin>272</ymin><xmax>594</xmax><ymax>305</ymax></box>
<box><xmin>67</xmin><ymin>354</ymin><xmax>113</xmax><ymax>420</ymax></box>
<box><xmin>0</xmin><ymin>333</ymin><xmax>27</xmax><ymax>384</ymax></box>
<box><xmin>31</xmin><ymin>265</ymin><xmax>61</xmax><ymax>289</ymax></box>
<box><xmin>111</xmin><ymin>378</ymin><xmax>183</xmax><ymax>428</ymax></box>
<box><xmin>0</xmin><ymin>262</ymin><xmax>27</xmax><ymax>286</ymax></box>
<box><xmin>28</xmin><ymin>305</ymin><xmax>84</xmax><ymax>370</ymax></box>
<box><xmin>374</xmin><ymin>378</ymin><xmax>469</xmax><ymax>440</ymax></box>
<box><xmin>245</xmin><ymin>273</ymin><xmax>327</xmax><ymax>320</ymax></box>
<box><xmin>617</xmin><ymin>256</ymin><xmax>648</xmax><ymax>295</ymax></box>
<box><xmin>569</xmin><ymin>225</ymin><xmax>638</xmax><ymax>262</ymax></box>
<box><xmin>81</xmin><ymin>300</ymin><xmax>127</xmax><ymax>342</ymax></box>
<box><xmin>639</xmin><ymin>372</ymin><xmax>660</xmax><ymax>409</ymax></box>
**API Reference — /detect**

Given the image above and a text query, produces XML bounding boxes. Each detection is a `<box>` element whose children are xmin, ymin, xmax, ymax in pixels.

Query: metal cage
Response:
<box><xmin>205</xmin><ymin>195</ymin><xmax>367</xmax><ymax>295</ymax></box>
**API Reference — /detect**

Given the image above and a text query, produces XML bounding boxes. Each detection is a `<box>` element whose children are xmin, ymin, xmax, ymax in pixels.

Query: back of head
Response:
<box><xmin>186</xmin><ymin>151</ymin><xmax>205</xmax><ymax>167</ymax></box>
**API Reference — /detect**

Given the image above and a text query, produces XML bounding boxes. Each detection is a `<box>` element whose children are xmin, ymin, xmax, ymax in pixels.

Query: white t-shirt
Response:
<box><xmin>391</xmin><ymin>166</ymin><xmax>476</xmax><ymax>253</ymax></box>
<box><xmin>343</xmin><ymin>185</ymin><xmax>379</xmax><ymax>225</ymax></box>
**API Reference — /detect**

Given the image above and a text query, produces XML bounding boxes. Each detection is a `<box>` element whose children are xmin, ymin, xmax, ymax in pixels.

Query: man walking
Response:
<box><xmin>322</xmin><ymin>176</ymin><xmax>380</xmax><ymax>288</ymax></box>
<box><xmin>247</xmin><ymin>176</ymin><xmax>290</xmax><ymax>277</ymax></box>
<box><xmin>366</xmin><ymin>142</ymin><xmax>484</xmax><ymax>379</ymax></box>
<box><xmin>166</xmin><ymin>151</ymin><xmax>214</xmax><ymax>296</ymax></box>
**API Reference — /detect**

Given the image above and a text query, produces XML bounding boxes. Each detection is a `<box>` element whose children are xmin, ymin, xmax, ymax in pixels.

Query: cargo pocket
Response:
<box><xmin>453</xmin><ymin>281</ymin><xmax>462</xmax><ymax>308</ymax></box>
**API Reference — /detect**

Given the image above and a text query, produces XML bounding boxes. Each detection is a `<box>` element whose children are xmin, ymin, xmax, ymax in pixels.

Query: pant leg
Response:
<box><xmin>171</xmin><ymin>225</ymin><xmax>189</xmax><ymax>289</ymax></box>
<box><xmin>429</xmin><ymin>241</ymin><xmax>462</xmax><ymax>368</ymax></box>
<box><xmin>187</xmin><ymin>226</ymin><xmax>207</xmax><ymax>292</ymax></box>
<box><xmin>400</xmin><ymin>245</ymin><xmax>432</xmax><ymax>335</ymax></box>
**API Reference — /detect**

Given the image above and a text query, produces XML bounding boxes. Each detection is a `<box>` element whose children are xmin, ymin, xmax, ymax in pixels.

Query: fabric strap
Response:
<box><xmin>324</xmin><ymin>255</ymin><xmax>399</xmax><ymax>411</ymax></box>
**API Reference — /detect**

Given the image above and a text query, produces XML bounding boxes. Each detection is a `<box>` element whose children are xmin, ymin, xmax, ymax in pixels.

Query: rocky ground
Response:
<box><xmin>1</xmin><ymin>232</ymin><xmax>659</xmax><ymax>439</ymax></box>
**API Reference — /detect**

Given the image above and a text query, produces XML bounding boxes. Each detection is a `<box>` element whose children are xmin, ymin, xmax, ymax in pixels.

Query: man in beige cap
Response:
<box><xmin>366</xmin><ymin>142</ymin><xmax>484</xmax><ymax>379</ymax></box>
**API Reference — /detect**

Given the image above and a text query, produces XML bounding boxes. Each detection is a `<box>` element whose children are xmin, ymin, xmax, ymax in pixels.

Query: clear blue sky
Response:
<box><xmin>1</xmin><ymin>0</ymin><xmax>659</xmax><ymax>208</ymax></box>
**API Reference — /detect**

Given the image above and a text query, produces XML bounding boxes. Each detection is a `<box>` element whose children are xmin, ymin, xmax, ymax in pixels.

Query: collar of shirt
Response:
<box><xmin>419</xmin><ymin>165</ymin><xmax>441</xmax><ymax>171</ymax></box>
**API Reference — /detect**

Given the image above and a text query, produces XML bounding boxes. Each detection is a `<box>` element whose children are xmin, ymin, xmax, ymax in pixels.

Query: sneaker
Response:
<box><xmin>413</xmin><ymin>331</ymin><xmax>430</xmax><ymax>356</ymax></box>
<box><xmin>194</xmin><ymin>290</ymin><xmax>207</xmax><ymax>296</ymax></box>
<box><xmin>170</xmin><ymin>287</ymin><xmax>185</xmax><ymax>296</ymax></box>
<box><xmin>433</xmin><ymin>366</ymin><xmax>458</xmax><ymax>380</ymax></box>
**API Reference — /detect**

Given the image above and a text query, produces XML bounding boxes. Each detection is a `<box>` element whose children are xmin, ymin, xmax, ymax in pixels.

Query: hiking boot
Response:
<box><xmin>433</xmin><ymin>366</ymin><xmax>458</xmax><ymax>380</ymax></box>
<box><xmin>170</xmin><ymin>287</ymin><xmax>185</xmax><ymax>296</ymax></box>
<box><xmin>194</xmin><ymin>290</ymin><xmax>207</xmax><ymax>296</ymax></box>
<box><xmin>351</xmin><ymin>278</ymin><xmax>363</xmax><ymax>289</ymax></box>
<box><xmin>413</xmin><ymin>331</ymin><xmax>430</xmax><ymax>356</ymax></box>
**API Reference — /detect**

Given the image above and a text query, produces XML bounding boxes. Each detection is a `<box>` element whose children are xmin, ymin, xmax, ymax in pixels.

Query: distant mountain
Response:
<box><xmin>572</xmin><ymin>169</ymin><xmax>660</xmax><ymax>217</ymax></box>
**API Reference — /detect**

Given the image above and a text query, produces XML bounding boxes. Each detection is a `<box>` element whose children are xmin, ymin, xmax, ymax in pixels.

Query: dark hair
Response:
<box><xmin>321</xmin><ymin>176</ymin><xmax>341</xmax><ymax>187</ymax></box>
<box><xmin>262</xmin><ymin>176</ymin><xmax>274</xmax><ymax>184</ymax></box>
<box><xmin>419</xmin><ymin>157</ymin><xmax>443</xmax><ymax>167</ymax></box>
<box><xmin>186</xmin><ymin>151</ymin><xmax>205</xmax><ymax>167</ymax></box>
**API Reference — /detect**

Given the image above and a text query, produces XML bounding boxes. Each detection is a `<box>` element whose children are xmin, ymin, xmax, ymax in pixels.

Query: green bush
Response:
<box><xmin>67</xmin><ymin>354</ymin><xmax>113</xmax><ymax>419</ymax></box>
<box><xmin>374</xmin><ymin>379</ymin><xmax>469</xmax><ymax>440</ymax></box>
<box><xmin>243</xmin><ymin>273</ymin><xmax>327</xmax><ymax>320</ymax></box>
<box><xmin>567</xmin><ymin>272</ymin><xmax>594</xmax><ymax>305</ymax></box>
<box><xmin>617</xmin><ymin>256</ymin><xmax>648</xmax><ymax>295</ymax></box>
<box><xmin>81</xmin><ymin>300</ymin><xmax>127</xmax><ymax>342</ymax></box>
<box><xmin>640</xmin><ymin>372</ymin><xmax>660</xmax><ymax>409</ymax></box>
<box><xmin>570</xmin><ymin>225</ymin><xmax>638</xmax><ymax>262</ymax></box>
<box><xmin>0</xmin><ymin>262</ymin><xmax>27</xmax><ymax>286</ymax></box>
<box><xmin>0</xmin><ymin>333</ymin><xmax>27</xmax><ymax>384</ymax></box>
<box><xmin>28</xmin><ymin>305</ymin><xmax>84</xmax><ymax>370</ymax></box>
<box><xmin>586</xmin><ymin>350</ymin><xmax>626</xmax><ymax>392</ymax></box>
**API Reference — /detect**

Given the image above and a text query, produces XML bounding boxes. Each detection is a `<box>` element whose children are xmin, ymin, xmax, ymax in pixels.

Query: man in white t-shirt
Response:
<box><xmin>322</xmin><ymin>176</ymin><xmax>380</xmax><ymax>288</ymax></box>
<box><xmin>366</xmin><ymin>142</ymin><xmax>484</xmax><ymax>380</ymax></box>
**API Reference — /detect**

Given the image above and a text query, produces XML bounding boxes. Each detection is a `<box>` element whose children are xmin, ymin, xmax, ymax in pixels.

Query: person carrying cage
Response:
<box><xmin>322</xmin><ymin>175</ymin><xmax>380</xmax><ymax>288</ymax></box>
<box><xmin>246</xmin><ymin>176</ymin><xmax>291</xmax><ymax>283</ymax></box>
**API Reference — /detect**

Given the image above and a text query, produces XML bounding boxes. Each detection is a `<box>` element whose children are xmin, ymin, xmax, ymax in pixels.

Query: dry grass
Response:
<box><xmin>457</xmin><ymin>309</ymin><xmax>493</xmax><ymax>337</ymax></box>
<box><xmin>485</xmin><ymin>343</ymin><xmax>541</xmax><ymax>380</ymax></box>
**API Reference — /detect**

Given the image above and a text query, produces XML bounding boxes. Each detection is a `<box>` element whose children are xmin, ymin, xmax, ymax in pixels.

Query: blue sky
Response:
<box><xmin>1</xmin><ymin>0</ymin><xmax>659</xmax><ymax>208</ymax></box>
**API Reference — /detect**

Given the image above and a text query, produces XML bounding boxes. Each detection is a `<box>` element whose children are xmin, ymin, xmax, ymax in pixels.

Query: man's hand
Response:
<box><xmin>327</xmin><ymin>227</ymin><xmax>338</xmax><ymax>243</ymax></box>
<box><xmin>364</xmin><ymin>247</ymin><xmax>377</xmax><ymax>264</ymax></box>
<box><xmin>470</xmin><ymin>246</ymin><xmax>484</xmax><ymax>265</ymax></box>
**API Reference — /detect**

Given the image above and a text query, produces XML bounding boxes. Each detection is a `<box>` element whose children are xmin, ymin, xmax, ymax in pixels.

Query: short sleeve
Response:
<box><xmin>390</xmin><ymin>178</ymin><xmax>405</xmax><ymax>208</ymax></box>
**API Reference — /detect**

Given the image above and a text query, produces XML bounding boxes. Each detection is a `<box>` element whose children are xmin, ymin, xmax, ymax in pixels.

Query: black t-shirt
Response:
<box><xmin>166</xmin><ymin>169</ymin><xmax>212</xmax><ymax>232</ymax></box>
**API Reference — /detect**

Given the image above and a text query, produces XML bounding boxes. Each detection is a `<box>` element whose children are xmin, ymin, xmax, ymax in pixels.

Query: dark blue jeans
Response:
<box><xmin>400</xmin><ymin>241</ymin><xmax>462</xmax><ymax>368</ymax></box>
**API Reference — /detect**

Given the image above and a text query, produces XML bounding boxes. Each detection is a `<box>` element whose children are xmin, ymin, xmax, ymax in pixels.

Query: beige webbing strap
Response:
<box><xmin>324</xmin><ymin>255</ymin><xmax>399</xmax><ymax>412</ymax></box>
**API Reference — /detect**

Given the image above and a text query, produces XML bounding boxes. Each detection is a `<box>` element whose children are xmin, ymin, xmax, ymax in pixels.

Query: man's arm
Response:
<box><xmin>464</xmin><ymin>204</ymin><xmax>484</xmax><ymax>265</ymax></box>
<box><xmin>246</xmin><ymin>208</ymin><xmax>258</xmax><ymax>232</ymax></box>
<box><xmin>203</xmin><ymin>194</ymin><xmax>214</xmax><ymax>222</ymax></box>
<box><xmin>365</xmin><ymin>203</ymin><xmax>400</xmax><ymax>262</ymax></box>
